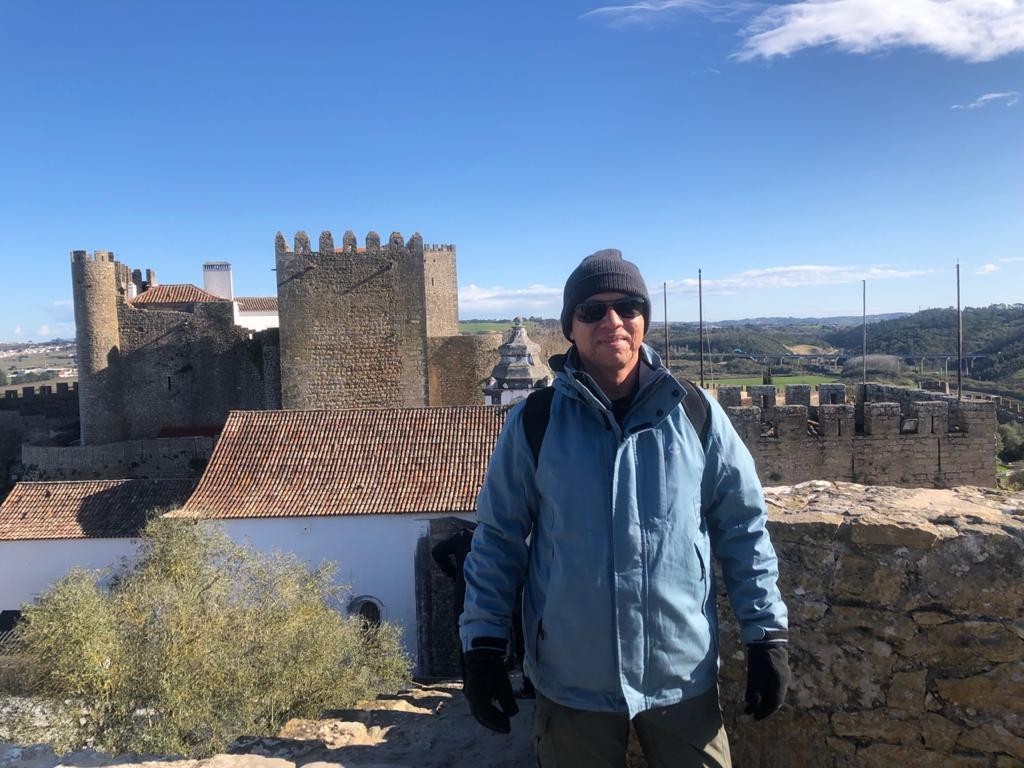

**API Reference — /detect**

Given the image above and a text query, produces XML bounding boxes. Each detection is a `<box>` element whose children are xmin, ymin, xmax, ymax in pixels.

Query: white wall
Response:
<box><xmin>0</xmin><ymin>538</ymin><xmax>140</xmax><ymax>611</ymax></box>
<box><xmin>1</xmin><ymin>514</ymin><xmax>466</xmax><ymax>672</ymax></box>
<box><xmin>222</xmin><ymin>515</ymin><xmax>446</xmax><ymax>663</ymax></box>
<box><xmin>233</xmin><ymin>307</ymin><xmax>279</xmax><ymax>331</ymax></box>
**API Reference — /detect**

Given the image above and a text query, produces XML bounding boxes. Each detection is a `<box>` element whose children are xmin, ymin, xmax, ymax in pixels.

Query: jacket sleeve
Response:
<box><xmin>460</xmin><ymin>403</ymin><xmax>537</xmax><ymax>651</ymax></box>
<box><xmin>700</xmin><ymin>396</ymin><xmax>789</xmax><ymax>645</ymax></box>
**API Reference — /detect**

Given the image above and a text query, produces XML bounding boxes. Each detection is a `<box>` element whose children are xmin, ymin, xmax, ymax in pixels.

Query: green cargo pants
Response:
<box><xmin>533</xmin><ymin>686</ymin><xmax>732</xmax><ymax>768</ymax></box>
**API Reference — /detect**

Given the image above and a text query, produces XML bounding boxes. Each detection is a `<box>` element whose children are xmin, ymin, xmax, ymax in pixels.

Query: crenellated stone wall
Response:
<box><xmin>719</xmin><ymin>384</ymin><xmax>997</xmax><ymax>489</ymax></box>
<box><xmin>713</xmin><ymin>481</ymin><xmax>1024</xmax><ymax>768</ymax></box>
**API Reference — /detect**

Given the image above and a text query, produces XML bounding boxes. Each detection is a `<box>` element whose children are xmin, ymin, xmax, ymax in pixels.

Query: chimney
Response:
<box><xmin>202</xmin><ymin>262</ymin><xmax>233</xmax><ymax>300</ymax></box>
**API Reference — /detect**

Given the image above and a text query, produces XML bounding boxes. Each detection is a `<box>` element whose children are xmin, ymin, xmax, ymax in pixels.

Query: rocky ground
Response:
<box><xmin>0</xmin><ymin>679</ymin><xmax>537</xmax><ymax>768</ymax></box>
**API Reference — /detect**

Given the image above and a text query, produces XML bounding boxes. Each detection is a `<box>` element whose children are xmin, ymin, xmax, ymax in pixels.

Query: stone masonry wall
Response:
<box><xmin>21</xmin><ymin>437</ymin><xmax>214</xmax><ymax>481</ymax></box>
<box><xmin>115</xmin><ymin>301</ymin><xmax>271</xmax><ymax>440</ymax></box>
<box><xmin>714</xmin><ymin>481</ymin><xmax>1024</xmax><ymax>768</ymax></box>
<box><xmin>427</xmin><ymin>334</ymin><xmax>503</xmax><ymax>407</ymax></box>
<box><xmin>423</xmin><ymin>244</ymin><xmax>460</xmax><ymax>338</ymax></box>
<box><xmin>71</xmin><ymin>251</ymin><xmax>121</xmax><ymax>445</ymax></box>
<box><xmin>276</xmin><ymin>230</ymin><xmax>430</xmax><ymax>410</ymax></box>
<box><xmin>71</xmin><ymin>250</ymin><xmax>276</xmax><ymax>445</ymax></box>
<box><xmin>722</xmin><ymin>385</ymin><xmax>997</xmax><ymax>489</ymax></box>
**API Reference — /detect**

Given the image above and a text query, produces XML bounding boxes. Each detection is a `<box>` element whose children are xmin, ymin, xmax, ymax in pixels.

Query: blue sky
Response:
<box><xmin>1</xmin><ymin>0</ymin><xmax>1021</xmax><ymax>341</ymax></box>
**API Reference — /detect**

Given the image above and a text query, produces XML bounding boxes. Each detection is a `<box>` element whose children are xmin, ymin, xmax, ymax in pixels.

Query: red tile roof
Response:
<box><xmin>171</xmin><ymin>407</ymin><xmax>509</xmax><ymax>520</ymax></box>
<box><xmin>235</xmin><ymin>296</ymin><xmax>278</xmax><ymax>312</ymax></box>
<box><xmin>131</xmin><ymin>284</ymin><xmax>224</xmax><ymax>305</ymax></box>
<box><xmin>0</xmin><ymin>479</ymin><xmax>197</xmax><ymax>541</ymax></box>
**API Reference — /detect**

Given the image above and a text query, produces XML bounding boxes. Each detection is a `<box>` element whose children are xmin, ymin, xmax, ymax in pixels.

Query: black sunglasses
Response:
<box><xmin>574</xmin><ymin>296</ymin><xmax>647</xmax><ymax>324</ymax></box>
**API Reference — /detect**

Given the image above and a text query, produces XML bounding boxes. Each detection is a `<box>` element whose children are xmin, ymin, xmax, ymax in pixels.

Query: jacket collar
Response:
<box><xmin>551</xmin><ymin>344</ymin><xmax>671</xmax><ymax>412</ymax></box>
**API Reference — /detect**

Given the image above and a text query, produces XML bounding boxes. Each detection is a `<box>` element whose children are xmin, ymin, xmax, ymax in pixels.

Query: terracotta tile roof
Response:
<box><xmin>171</xmin><ymin>407</ymin><xmax>509</xmax><ymax>519</ymax></box>
<box><xmin>131</xmin><ymin>284</ymin><xmax>224</xmax><ymax>305</ymax></box>
<box><xmin>0</xmin><ymin>479</ymin><xmax>197</xmax><ymax>541</ymax></box>
<box><xmin>235</xmin><ymin>296</ymin><xmax>278</xmax><ymax>313</ymax></box>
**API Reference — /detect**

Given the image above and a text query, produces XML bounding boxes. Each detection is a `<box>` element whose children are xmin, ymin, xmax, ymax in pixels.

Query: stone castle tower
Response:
<box><xmin>71</xmin><ymin>251</ymin><xmax>122</xmax><ymax>445</ymax></box>
<box><xmin>275</xmin><ymin>230</ymin><xmax>464</xmax><ymax>410</ymax></box>
<box><xmin>71</xmin><ymin>250</ymin><xmax>276</xmax><ymax>446</ymax></box>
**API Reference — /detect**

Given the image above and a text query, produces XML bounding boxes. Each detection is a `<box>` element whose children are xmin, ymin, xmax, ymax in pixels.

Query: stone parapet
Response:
<box><xmin>818</xmin><ymin>383</ymin><xmax>848</xmax><ymax>405</ymax></box>
<box><xmin>716</xmin><ymin>386</ymin><xmax>742</xmax><ymax>408</ymax></box>
<box><xmin>722</xmin><ymin>387</ymin><xmax>997</xmax><ymax>488</ymax></box>
<box><xmin>784</xmin><ymin>384</ymin><xmax>811</xmax><ymax>407</ymax></box>
<box><xmin>716</xmin><ymin>481</ymin><xmax>1024</xmax><ymax>768</ymax></box>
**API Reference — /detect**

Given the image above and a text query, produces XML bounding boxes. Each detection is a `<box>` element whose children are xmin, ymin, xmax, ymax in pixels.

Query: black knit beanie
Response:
<box><xmin>560</xmin><ymin>249</ymin><xmax>651</xmax><ymax>340</ymax></box>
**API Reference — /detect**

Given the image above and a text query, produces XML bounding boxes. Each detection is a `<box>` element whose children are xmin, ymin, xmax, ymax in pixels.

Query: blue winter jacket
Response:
<box><xmin>461</xmin><ymin>344</ymin><xmax>788</xmax><ymax>717</ymax></box>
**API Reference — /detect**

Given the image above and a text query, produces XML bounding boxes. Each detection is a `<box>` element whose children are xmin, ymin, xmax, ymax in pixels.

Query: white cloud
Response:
<box><xmin>737</xmin><ymin>0</ymin><xmax>1024</xmax><ymax>63</ymax></box>
<box><xmin>583</xmin><ymin>0</ymin><xmax>739</xmax><ymax>26</ymax></box>
<box><xmin>459</xmin><ymin>284</ymin><xmax>563</xmax><ymax>319</ymax></box>
<box><xmin>36</xmin><ymin>324</ymin><xmax>51</xmax><ymax>337</ymax></box>
<box><xmin>664</xmin><ymin>263</ymin><xmax>931</xmax><ymax>295</ymax></box>
<box><xmin>51</xmin><ymin>299</ymin><xmax>74</xmax><ymax>308</ymax></box>
<box><xmin>460</xmin><ymin>264</ymin><xmax>931</xmax><ymax>317</ymax></box>
<box><xmin>589</xmin><ymin>0</ymin><xmax>1024</xmax><ymax>63</ymax></box>
<box><xmin>951</xmin><ymin>91</ymin><xmax>1021</xmax><ymax>109</ymax></box>
<box><xmin>999</xmin><ymin>256</ymin><xmax>1024</xmax><ymax>262</ymax></box>
<box><xmin>976</xmin><ymin>263</ymin><xmax>1001</xmax><ymax>274</ymax></box>
<box><xmin>13</xmin><ymin>325</ymin><xmax>22</xmax><ymax>336</ymax></box>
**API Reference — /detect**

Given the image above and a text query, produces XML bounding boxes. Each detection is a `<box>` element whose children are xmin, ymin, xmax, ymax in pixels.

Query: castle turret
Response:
<box><xmin>422</xmin><ymin>238</ymin><xmax>459</xmax><ymax>338</ymax></box>
<box><xmin>71</xmin><ymin>250</ymin><xmax>123</xmax><ymax>444</ymax></box>
<box><xmin>483</xmin><ymin>319</ymin><xmax>553</xmax><ymax>405</ymax></box>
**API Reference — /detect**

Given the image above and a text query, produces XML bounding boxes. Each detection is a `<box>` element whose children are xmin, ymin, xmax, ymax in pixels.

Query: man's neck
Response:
<box><xmin>585</xmin><ymin>361</ymin><xmax>641</xmax><ymax>402</ymax></box>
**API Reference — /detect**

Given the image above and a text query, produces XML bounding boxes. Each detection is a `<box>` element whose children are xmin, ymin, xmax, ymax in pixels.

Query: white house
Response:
<box><xmin>167</xmin><ymin>406</ymin><xmax>506</xmax><ymax>674</ymax></box>
<box><xmin>0</xmin><ymin>478</ymin><xmax>197</xmax><ymax>616</ymax></box>
<box><xmin>1</xmin><ymin>407</ymin><xmax>508</xmax><ymax>676</ymax></box>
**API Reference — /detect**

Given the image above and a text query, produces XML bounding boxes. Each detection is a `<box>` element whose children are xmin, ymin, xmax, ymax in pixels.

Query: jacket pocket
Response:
<box><xmin>694</xmin><ymin>542</ymin><xmax>709</xmax><ymax>615</ymax></box>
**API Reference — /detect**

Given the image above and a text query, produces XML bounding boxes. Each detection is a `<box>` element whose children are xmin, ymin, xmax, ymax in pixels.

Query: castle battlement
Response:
<box><xmin>70</xmin><ymin>250</ymin><xmax>115</xmax><ymax>263</ymax></box>
<box><xmin>275</xmin><ymin>229</ymin><xmax>445</xmax><ymax>257</ymax></box>
<box><xmin>719</xmin><ymin>383</ymin><xmax>996</xmax><ymax>488</ymax></box>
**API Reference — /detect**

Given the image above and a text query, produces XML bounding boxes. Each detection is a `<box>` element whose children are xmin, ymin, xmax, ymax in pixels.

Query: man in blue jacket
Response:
<box><xmin>460</xmin><ymin>249</ymin><xmax>790</xmax><ymax>767</ymax></box>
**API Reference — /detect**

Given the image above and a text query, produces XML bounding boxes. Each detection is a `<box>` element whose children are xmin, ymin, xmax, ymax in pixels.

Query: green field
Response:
<box><xmin>698</xmin><ymin>374</ymin><xmax>841</xmax><ymax>389</ymax></box>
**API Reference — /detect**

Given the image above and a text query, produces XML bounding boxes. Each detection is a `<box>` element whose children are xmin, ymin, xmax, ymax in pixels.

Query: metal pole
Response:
<box><xmin>698</xmin><ymin>269</ymin><xmax>704</xmax><ymax>388</ymax></box>
<box><xmin>957</xmin><ymin>262</ymin><xmax>963</xmax><ymax>400</ymax></box>
<box><xmin>663</xmin><ymin>281</ymin><xmax>670</xmax><ymax>368</ymax></box>
<box><xmin>862</xmin><ymin>280</ymin><xmax>867</xmax><ymax>384</ymax></box>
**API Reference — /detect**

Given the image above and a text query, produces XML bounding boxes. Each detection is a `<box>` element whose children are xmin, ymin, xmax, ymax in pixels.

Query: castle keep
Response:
<box><xmin>275</xmin><ymin>230</ymin><xmax>494</xmax><ymax>410</ymax></box>
<box><xmin>69</xmin><ymin>231</ymin><xmax>502</xmax><ymax>447</ymax></box>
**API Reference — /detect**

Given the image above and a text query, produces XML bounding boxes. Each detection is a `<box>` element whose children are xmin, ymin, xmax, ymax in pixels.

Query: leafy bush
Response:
<box><xmin>997</xmin><ymin>423</ymin><xmax>1024</xmax><ymax>464</ymax></box>
<box><xmin>10</xmin><ymin>518</ymin><xmax>411</xmax><ymax>756</ymax></box>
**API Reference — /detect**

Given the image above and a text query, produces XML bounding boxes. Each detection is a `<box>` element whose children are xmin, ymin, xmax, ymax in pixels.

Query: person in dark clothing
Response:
<box><xmin>432</xmin><ymin>522</ymin><xmax>476</xmax><ymax>638</ymax></box>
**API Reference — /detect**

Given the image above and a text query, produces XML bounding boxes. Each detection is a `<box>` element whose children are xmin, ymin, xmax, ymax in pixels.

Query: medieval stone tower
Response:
<box><xmin>275</xmin><ymin>229</ymin><xmax>465</xmax><ymax>410</ymax></box>
<box><xmin>71</xmin><ymin>250</ymin><xmax>122</xmax><ymax>445</ymax></box>
<box><xmin>71</xmin><ymin>250</ymin><xmax>278</xmax><ymax>446</ymax></box>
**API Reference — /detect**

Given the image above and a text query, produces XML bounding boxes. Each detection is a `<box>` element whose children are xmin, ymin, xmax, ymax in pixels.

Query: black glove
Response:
<box><xmin>744</xmin><ymin>643</ymin><xmax>791</xmax><ymax>720</ymax></box>
<box><xmin>463</xmin><ymin>639</ymin><xmax>519</xmax><ymax>733</ymax></box>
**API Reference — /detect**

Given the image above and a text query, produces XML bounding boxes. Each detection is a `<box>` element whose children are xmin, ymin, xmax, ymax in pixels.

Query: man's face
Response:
<box><xmin>570</xmin><ymin>292</ymin><xmax>646</xmax><ymax>379</ymax></box>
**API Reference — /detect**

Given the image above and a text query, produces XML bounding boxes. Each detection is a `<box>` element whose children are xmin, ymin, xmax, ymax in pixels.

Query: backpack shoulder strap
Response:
<box><xmin>679</xmin><ymin>379</ymin><xmax>711</xmax><ymax>449</ymax></box>
<box><xmin>521</xmin><ymin>380</ymin><xmax>708</xmax><ymax>465</ymax></box>
<box><xmin>522</xmin><ymin>387</ymin><xmax>555</xmax><ymax>466</ymax></box>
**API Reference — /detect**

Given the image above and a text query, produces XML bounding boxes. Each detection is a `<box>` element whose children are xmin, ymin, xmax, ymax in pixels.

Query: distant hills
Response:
<box><xmin>710</xmin><ymin>313</ymin><xmax>910</xmax><ymax>328</ymax></box>
<box><xmin>462</xmin><ymin>304</ymin><xmax>1024</xmax><ymax>384</ymax></box>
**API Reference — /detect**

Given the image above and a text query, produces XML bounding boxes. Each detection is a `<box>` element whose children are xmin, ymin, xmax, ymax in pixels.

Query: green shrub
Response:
<box><xmin>996</xmin><ymin>423</ymin><xmax>1024</xmax><ymax>463</ymax></box>
<box><xmin>10</xmin><ymin>517</ymin><xmax>411</xmax><ymax>756</ymax></box>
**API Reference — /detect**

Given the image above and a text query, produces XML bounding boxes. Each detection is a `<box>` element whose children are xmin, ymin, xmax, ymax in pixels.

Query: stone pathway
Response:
<box><xmin>1</xmin><ymin>682</ymin><xmax>537</xmax><ymax>768</ymax></box>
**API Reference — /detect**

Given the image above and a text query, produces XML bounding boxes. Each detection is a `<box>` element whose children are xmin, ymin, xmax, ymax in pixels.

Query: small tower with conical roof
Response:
<box><xmin>483</xmin><ymin>318</ymin><xmax>553</xmax><ymax>405</ymax></box>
